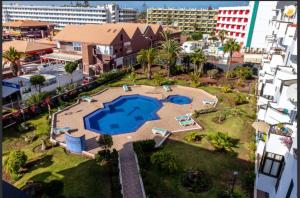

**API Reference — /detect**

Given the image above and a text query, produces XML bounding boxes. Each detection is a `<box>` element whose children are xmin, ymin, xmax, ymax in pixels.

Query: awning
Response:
<box><xmin>252</xmin><ymin>121</ymin><xmax>270</xmax><ymax>133</ymax></box>
<box><xmin>2</xmin><ymin>86</ymin><xmax>20</xmax><ymax>98</ymax></box>
<box><xmin>41</xmin><ymin>52</ymin><xmax>82</xmax><ymax>62</ymax></box>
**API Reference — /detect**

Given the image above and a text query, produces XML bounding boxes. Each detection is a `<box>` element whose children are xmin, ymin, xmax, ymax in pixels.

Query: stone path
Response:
<box><xmin>119</xmin><ymin>142</ymin><xmax>145</xmax><ymax>198</ymax></box>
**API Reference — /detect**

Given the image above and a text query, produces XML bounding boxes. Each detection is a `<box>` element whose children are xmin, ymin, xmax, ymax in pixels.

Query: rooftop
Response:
<box><xmin>3</xmin><ymin>20</ymin><xmax>54</xmax><ymax>27</ymax></box>
<box><xmin>3</xmin><ymin>40</ymin><xmax>55</xmax><ymax>53</ymax></box>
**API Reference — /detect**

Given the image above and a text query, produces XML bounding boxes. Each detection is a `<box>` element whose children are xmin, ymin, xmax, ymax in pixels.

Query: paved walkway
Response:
<box><xmin>119</xmin><ymin>142</ymin><xmax>145</xmax><ymax>198</ymax></box>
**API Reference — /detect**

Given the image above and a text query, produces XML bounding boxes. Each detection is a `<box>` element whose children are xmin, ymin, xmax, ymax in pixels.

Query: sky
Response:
<box><xmin>5</xmin><ymin>1</ymin><xmax>249</xmax><ymax>10</ymax></box>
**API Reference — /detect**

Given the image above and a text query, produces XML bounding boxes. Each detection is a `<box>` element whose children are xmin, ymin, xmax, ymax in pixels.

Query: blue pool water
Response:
<box><xmin>84</xmin><ymin>94</ymin><xmax>162</xmax><ymax>135</ymax></box>
<box><xmin>166</xmin><ymin>95</ymin><xmax>192</xmax><ymax>105</ymax></box>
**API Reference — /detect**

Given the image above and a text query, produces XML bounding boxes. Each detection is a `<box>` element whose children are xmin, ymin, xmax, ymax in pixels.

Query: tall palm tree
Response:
<box><xmin>190</xmin><ymin>49</ymin><xmax>207</xmax><ymax>75</ymax></box>
<box><xmin>137</xmin><ymin>48</ymin><xmax>156</xmax><ymax>80</ymax></box>
<box><xmin>136</xmin><ymin>49</ymin><xmax>147</xmax><ymax>73</ymax></box>
<box><xmin>2</xmin><ymin>47</ymin><xmax>26</xmax><ymax>76</ymax></box>
<box><xmin>218</xmin><ymin>30</ymin><xmax>227</xmax><ymax>44</ymax></box>
<box><xmin>159</xmin><ymin>37</ymin><xmax>181</xmax><ymax>77</ymax></box>
<box><xmin>223</xmin><ymin>38</ymin><xmax>241</xmax><ymax>79</ymax></box>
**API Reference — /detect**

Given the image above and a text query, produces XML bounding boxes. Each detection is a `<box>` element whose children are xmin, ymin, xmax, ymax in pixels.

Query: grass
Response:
<box><xmin>2</xmin><ymin>112</ymin><xmax>112</xmax><ymax>198</ymax></box>
<box><xmin>136</xmin><ymin>86</ymin><xmax>256</xmax><ymax>198</ymax></box>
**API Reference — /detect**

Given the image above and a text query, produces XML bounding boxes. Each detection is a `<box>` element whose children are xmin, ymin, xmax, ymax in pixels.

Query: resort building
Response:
<box><xmin>50</xmin><ymin>23</ymin><xmax>179</xmax><ymax>76</ymax></box>
<box><xmin>253</xmin><ymin>2</ymin><xmax>297</xmax><ymax>198</ymax></box>
<box><xmin>147</xmin><ymin>8</ymin><xmax>218</xmax><ymax>33</ymax></box>
<box><xmin>216</xmin><ymin>6</ymin><xmax>250</xmax><ymax>45</ymax></box>
<box><xmin>2</xmin><ymin>20</ymin><xmax>55</xmax><ymax>39</ymax></box>
<box><xmin>2</xmin><ymin>3</ymin><xmax>138</xmax><ymax>30</ymax></box>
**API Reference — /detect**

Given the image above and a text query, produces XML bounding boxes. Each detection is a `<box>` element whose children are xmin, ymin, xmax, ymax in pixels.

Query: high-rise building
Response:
<box><xmin>2</xmin><ymin>3</ymin><xmax>138</xmax><ymax>30</ymax></box>
<box><xmin>147</xmin><ymin>8</ymin><xmax>218</xmax><ymax>33</ymax></box>
<box><xmin>253</xmin><ymin>2</ymin><xmax>297</xmax><ymax>198</ymax></box>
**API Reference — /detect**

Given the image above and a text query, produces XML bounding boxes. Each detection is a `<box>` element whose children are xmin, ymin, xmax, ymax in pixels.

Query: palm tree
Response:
<box><xmin>2</xmin><ymin>47</ymin><xmax>26</xmax><ymax>76</ymax></box>
<box><xmin>136</xmin><ymin>49</ymin><xmax>147</xmax><ymax>73</ymax></box>
<box><xmin>224</xmin><ymin>39</ymin><xmax>241</xmax><ymax>78</ymax></box>
<box><xmin>218</xmin><ymin>30</ymin><xmax>227</xmax><ymax>44</ymax></box>
<box><xmin>137</xmin><ymin>48</ymin><xmax>156</xmax><ymax>80</ymax></box>
<box><xmin>190</xmin><ymin>49</ymin><xmax>207</xmax><ymax>75</ymax></box>
<box><xmin>159</xmin><ymin>38</ymin><xmax>181</xmax><ymax>77</ymax></box>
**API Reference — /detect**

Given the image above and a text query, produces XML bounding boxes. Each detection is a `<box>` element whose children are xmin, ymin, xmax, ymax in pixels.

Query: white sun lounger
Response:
<box><xmin>53</xmin><ymin>127</ymin><xmax>71</xmax><ymax>134</ymax></box>
<box><xmin>123</xmin><ymin>85</ymin><xmax>129</xmax><ymax>92</ymax></box>
<box><xmin>202</xmin><ymin>99</ymin><xmax>215</xmax><ymax>105</ymax></box>
<box><xmin>175</xmin><ymin>114</ymin><xmax>192</xmax><ymax>121</ymax></box>
<box><xmin>179</xmin><ymin>119</ymin><xmax>195</xmax><ymax>126</ymax></box>
<box><xmin>152</xmin><ymin>127</ymin><xmax>169</xmax><ymax>137</ymax></box>
<box><xmin>81</xmin><ymin>96</ymin><xmax>92</xmax><ymax>103</ymax></box>
<box><xmin>163</xmin><ymin>85</ymin><xmax>171</xmax><ymax>92</ymax></box>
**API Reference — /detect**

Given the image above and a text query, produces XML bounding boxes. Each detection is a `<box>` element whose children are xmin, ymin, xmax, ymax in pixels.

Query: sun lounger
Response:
<box><xmin>202</xmin><ymin>99</ymin><xmax>215</xmax><ymax>105</ymax></box>
<box><xmin>53</xmin><ymin>127</ymin><xmax>71</xmax><ymax>134</ymax></box>
<box><xmin>163</xmin><ymin>85</ymin><xmax>171</xmax><ymax>92</ymax></box>
<box><xmin>179</xmin><ymin>119</ymin><xmax>195</xmax><ymax>126</ymax></box>
<box><xmin>152</xmin><ymin>127</ymin><xmax>169</xmax><ymax>137</ymax></box>
<box><xmin>81</xmin><ymin>96</ymin><xmax>92</xmax><ymax>103</ymax></box>
<box><xmin>175</xmin><ymin>114</ymin><xmax>191</xmax><ymax>121</ymax></box>
<box><xmin>123</xmin><ymin>84</ymin><xmax>130</xmax><ymax>92</ymax></box>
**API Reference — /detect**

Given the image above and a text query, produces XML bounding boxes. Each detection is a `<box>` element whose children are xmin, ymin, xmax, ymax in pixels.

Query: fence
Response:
<box><xmin>2</xmin><ymin>70</ymin><xmax>128</xmax><ymax>129</ymax></box>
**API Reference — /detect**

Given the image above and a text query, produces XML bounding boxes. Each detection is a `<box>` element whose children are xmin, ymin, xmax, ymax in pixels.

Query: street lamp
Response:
<box><xmin>145</xmin><ymin>36</ymin><xmax>153</xmax><ymax>48</ymax></box>
<box><xmin>231</xmin><ymin>171</ymin><xmax>239</xmax><ymax>193</ymax></box>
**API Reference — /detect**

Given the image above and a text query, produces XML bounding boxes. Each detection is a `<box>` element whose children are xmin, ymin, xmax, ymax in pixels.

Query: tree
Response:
<box><xmin>191</xmin><ymin>48</ymin><xmax>207</xmax><ymax>75</ymax></box>
<box><xmin>207</xmin><ymin>69</ymin><xmax>218</xmax><ymax>79</ymax></box>
<box><xmin>190</xmin><ymin>32</ymin><xmax>203</xmax><ymax>41</ymax></box>
<box><xmin>218</xmin><ymin>30</ymin><xmax>227</xmax><ymax>44</ymax></box>
<box><xmin>159</xmin><ymin>37</ymin><xmax>181</xmax><ymax>77</ymax></box>
<box><xmin>4</xmin><ymin>150</ymin><xmax>27</xmax><ymax>177</ymax></box>
<box><xmin>128</xmin><ymin>68</ymin><xmax>137</xmax><ymax>84</ymax></box>
<box><xmin>26</xmin><ymin>92</ymin><xmax>48</xmax><ymax>106</ymax></box>
<box><xmin>207</xmin><ymin>132</ymin><xmax>236</xmax><ymax>152</ymax></box>
<box><xmin>30</xmin><ymin>75</ymin><xmax>46</xmax><ymax>92</ymax></box>
<box><xmin>189</xmin><ymin>72</ymin><xmax>201</xmax><ymax>87</ymax></box>
<box><xmin>2</xmin><ymin>47</ymin><xmax>26</xmax><ymax>76</ymax></box>
<box><xmin>181</xmin><ymin>53</ymin><xmax>191</xmax><ymax>73</ymax></box>
<box><xmin>83</xmin><ymin>0</ymin><xmax>89</xmax><ymax>7</ymax></box>
<box><xmin>137</xmin><ymin>48</ymin><xmax>157</xmax><ymax>80</ymax></box>
<box><xmin>98</xmin><ymin>134</ymin><xmax>113</xmax><ymax>150</ymax></box>
<box><xmin>64</xmin><ymin>62</ymin><xmax>78</xmax><ymax>84</ymax></box>
<box><xmin>224</xmin><ymin>39</ymin><xmax>241</xmax><ymax>78</ymax></box>
<box><xmin>150</xmin><ymin>151</ymin><xmax>178</xmax><ymax>173</ymax></box>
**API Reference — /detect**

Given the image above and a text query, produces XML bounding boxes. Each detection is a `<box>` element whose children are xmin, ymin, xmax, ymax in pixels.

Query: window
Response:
<box><xmin>260</xmin><ymin>152</ymin><xmax>284</xmax><ymax>177</ymax></box>
<box><xmin>73</xmin><ymin>42</ymin><xmax>81</xmax><ymax>51</ymax></box>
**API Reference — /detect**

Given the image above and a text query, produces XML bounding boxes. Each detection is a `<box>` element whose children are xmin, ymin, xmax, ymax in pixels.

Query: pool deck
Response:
<box><xmin>53</xmin><ymin>85</ymin><xmax>217</xmax><ymax>154</ymax></box>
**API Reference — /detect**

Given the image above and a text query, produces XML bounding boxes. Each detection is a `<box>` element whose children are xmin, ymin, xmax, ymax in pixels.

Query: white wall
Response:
<box><xmin>248</xmin><ymin>1</ymin><xmax>277</xmax><ymax>49</ymax></box>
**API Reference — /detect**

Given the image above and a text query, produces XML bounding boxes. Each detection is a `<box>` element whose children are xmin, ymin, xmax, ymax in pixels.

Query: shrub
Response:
<box><xmin>189</xmin><ymin>72</ymin><xmax>201</xmax><ymax>87</ymax></box>
<box><xmin>234</xmin><ymin>94</ymin><xmax>248</xmax><ymax>105</ymax></box>
<box><xmin>207</xmin><ymin>132</ymin><xmax>236</xmax><ymax>152</ymax></box>
<box><xmin>43</xmin><ymin>180</ymin><xmax>64</xmax><ymax>197</ymax></box>
<box><xmin>95</xmin><ymin>150</ymin><xmax>111</xmax><ymax>164</ymax></box>
<box><xmin>4</xmin><ymin>150</ymin><xmax>27</xmax><ymax>176</ymax></box>
<box><xmin>221</xmin><ymin>85</ymin><xmax>232</xmax><ymax>93</ymax></box>
<box><xmin>133</xmin><ymin>140</ymin><xmax>156</xmax><ymax>153</ymax></box>
<box><xmin>184</xmin><ymin>131</ymin><xmax>203</xmax><ymax>142</ymax></box>
<box><xmin>193</xmin><ymin>108</ymin><xmax>217</xmax><ymax>118</ymax></box>
<box><xmin>153</xmin><ymin>72</ymin><xmax>164</xmax><ymax>86</ymax></box>
<box><xmin>217</xmin><ymin>188</ymin><xmax>248</xmax><ymax>198</ymax></box>
<box><xmin>98</xmin><ymin>134</ymin><xmax>113</xmax><ymax>149</ymax></box>
<box><xmin>181</xmin><ymin>169</ymin><xmax>212</xmax><ymax>193</ymax></box>
<box><xmin>150</xmin><ymin>151</ymin><xmax>177</xmax><ymax>173</ymax></box>
<box><xmin>128</xmin><ymin>68</ymin><xmax>137</xmax><ymax>84</ymax></box>
<box><xmin>26</xmin><ymin>92</ymin><xmax>49</xmax><ymax>106</ymax></box>
<box><xmin>207</xmin><ymin>69</ymin><xmax>219</xmax><ymax>79</ymax></box>
<box><xmin>241</xmin><ymin>171</ymin><xmax>255</xmax><ymax>192</ymax></box>
<box><xmin>234</xmin><ymin>66</ymin><xmax>253</xmax><ymax>80</ymax></box>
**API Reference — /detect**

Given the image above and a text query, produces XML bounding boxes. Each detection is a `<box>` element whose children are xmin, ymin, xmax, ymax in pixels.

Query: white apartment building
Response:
<box><xmin>2</xmin><ymin>3</ymin><xmax>137</xmax><ymax>30</ymax></box>
<box><xmin>254</xmin><ymin>2</ymin><xmax>297</xmax><ymax>198</ymax></box>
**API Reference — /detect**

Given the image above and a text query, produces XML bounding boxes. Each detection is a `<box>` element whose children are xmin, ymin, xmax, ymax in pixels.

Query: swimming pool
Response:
<box><xmin>84</xmin><ymin>94</ymin><xmax>162</xmax><ymax>135</ymax></box>
<box><xmin>166</xmin><ymin>95</ymin><xmax>192</xmax><ymax>105</ymax></box>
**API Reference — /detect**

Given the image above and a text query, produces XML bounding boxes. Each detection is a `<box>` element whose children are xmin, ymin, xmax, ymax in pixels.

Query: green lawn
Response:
<box><xmin>2</xmin><ymin>113</ymin><xmax>112</xmax><ymax>198</ymax></box>
<box><xmin>137</xmin><ymin>86</ymin><xmax>256</xmax><ymax>198</ymax></box>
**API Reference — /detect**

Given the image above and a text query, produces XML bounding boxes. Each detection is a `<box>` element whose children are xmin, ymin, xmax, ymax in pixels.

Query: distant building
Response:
<box><xmin>2</xmin><ymin>20</ymin><xmax>55</xmax><ymax>39</ymax></box>
<box><xmin>50</xmin><ymin>23</ymin><xmax>179</xmax><ymax>75</ymax></box>
<box><xmin>147</xmin><ymin>8</ymin><xmax>218</xmax><ymax>33</ymax></box>
<box><xmin>2</xmin><ymin>3</ymin><xmax>138</xmax><ymax>30</ymax></box>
